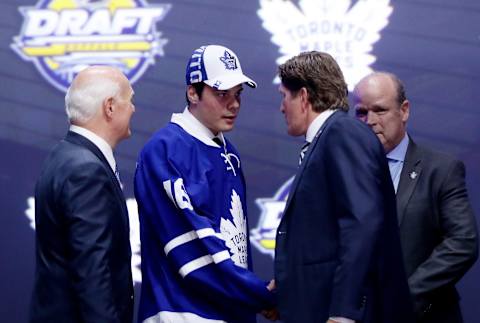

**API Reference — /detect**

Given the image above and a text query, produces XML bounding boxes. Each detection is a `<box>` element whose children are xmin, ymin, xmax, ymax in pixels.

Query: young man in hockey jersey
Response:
<box><xmin>134</xmin><ymin>45</ymin><xmax>277</xmax><ymax>323</ymax></box>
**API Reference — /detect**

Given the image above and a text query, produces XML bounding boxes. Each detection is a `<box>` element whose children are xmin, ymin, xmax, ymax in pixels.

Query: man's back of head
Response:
<box><xmin>65</xmin><ymin>66</ymin><xmax>135</xmax><ymax>148</ymax></box>
<box><xmin>278</xmin><ymin>51</ymin><xmax>349</xmax><ymax>113</ymax></box>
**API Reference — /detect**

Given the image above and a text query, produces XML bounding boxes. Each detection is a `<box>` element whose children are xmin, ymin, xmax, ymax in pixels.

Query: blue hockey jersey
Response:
<box><xmin>134</xmin><ymin>109</ymin><xmax>275</xmax><ymax>323</ymax></box>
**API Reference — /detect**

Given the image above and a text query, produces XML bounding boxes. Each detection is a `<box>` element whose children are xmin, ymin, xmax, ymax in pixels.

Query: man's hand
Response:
<box><xmin>327</xmin><ymin>318</ymin><xmax>355</xmax><ymax>323</ymax></box>
<box><xmin>261</xmin><ymin>279</ymin><xmax>279</xmax><ymax>320</ymax></box>
<box><xmin>267</xmin><ymin>279</ymin><xmax>276</xmax><ymax>291</ymax></box>
<box><xmin>262</xmin><ymin>308</ymin><xmax>280</xmax><ymax>321</ymax></box>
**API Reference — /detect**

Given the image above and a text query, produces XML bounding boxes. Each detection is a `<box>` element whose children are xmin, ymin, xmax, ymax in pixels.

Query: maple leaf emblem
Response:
<box><xmin>219</xmin><ymin>50</ymin><xmax>238</xmax><ymax>70</ymax></box>
<box><xmin>220</xmin><ymin>189</ymin><xmax>248</xmax><ymax>268</ymax></box>
<box><xmin>258</xmin><ymin>0</ymin><xmax>393</xmax><ymax>90</ymax></box>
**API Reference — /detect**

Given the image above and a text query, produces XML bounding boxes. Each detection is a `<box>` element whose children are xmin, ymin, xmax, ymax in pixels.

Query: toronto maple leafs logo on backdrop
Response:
<box><xmin>219</xmin><ymin>51</ymin><xmax>238</xmax><ymax>70</ymax></box>
<box><xmin>258</xmin><ymin>0</ymin><xmax>393</xmax><ymax>91</ymax></box>
<box><xmin>220</xmin><ymin>190</ymin><xmax>248</xmax><ymax>268</ymax></box>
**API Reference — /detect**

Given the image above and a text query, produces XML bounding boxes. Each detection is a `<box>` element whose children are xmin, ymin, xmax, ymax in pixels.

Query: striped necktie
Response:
<box><xmin>114</xmin><ymin>164</ymin><xmax>121</xmax><ymax>184</ymax></box>
<box><xmin>299</xmin><ymin>141</ymin><xmax>311</xmax><ymax>165</ymax></box>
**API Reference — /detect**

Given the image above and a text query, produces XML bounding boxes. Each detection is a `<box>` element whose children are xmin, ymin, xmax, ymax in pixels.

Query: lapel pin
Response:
<box><xmin>409</xmin><ymin>171</ymin><xmax>418</xmax><ymax>180</ymax></box>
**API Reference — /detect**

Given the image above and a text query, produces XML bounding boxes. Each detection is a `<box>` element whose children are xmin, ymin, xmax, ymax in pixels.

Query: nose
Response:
<box><xmin>227</xmin><ymin>95</ymin><xmax>240</xmax><ymax>112</ymax></box>
<box><xmin>366</xmin><ymin>110</ymin><xmax>377</xmax><ymax>126</ymax></box>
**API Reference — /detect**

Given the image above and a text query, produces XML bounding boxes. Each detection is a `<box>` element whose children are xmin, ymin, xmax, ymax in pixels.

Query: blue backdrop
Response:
<box><xmin>1</xmin><ymin>0</ymin><xmax>479</xmax><ymax>322</ymax></box>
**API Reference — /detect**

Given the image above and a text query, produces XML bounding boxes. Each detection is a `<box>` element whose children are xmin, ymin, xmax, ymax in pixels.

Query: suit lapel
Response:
<box><xmin>282</xmin><ymin>111</ymin><xmax>341</xmax><ymax>216</ymax></box>
<box><xmin>396</xmin><ymin>139</ymin><xmax>422</xmax><ymax>225</ymax></box>
<box><xmin>64</xmin><ymin>131</ymin><xmax>128</xmax><ymax>218</ymax></box>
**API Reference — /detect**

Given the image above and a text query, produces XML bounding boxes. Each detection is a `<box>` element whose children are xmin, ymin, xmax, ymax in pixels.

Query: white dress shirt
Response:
<box><xmin>69</xmin><ymin>125</ymin><xmax>117</xmax><ymax>173</ymax></box>
<box><xmin>305</xmin><ymin>109</ymin><xmax>336</xmax><ymax>143</ymax></box>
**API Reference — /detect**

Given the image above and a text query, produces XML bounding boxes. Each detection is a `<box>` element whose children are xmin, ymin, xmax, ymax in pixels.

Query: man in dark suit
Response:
<box><xmin>353</xmin><ymin>72</ymin><xmax>478</xmax><ymax>323</ymax></box>
<box><xmin>274</xmin><ymin>52</ymin><xmax>413</xmax><ymax>323</ymax></box>
<box><xmin>30</xmin><ymin>66</ymin><xmax>135</xmax><ymax>323</ymax></box>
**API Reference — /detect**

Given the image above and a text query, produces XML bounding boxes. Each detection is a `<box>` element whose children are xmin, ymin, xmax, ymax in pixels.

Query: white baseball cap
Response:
<box><xmin>185</xmin><ymin>45</ymin><xmax>257</xmax><ymax>90</ymax></box>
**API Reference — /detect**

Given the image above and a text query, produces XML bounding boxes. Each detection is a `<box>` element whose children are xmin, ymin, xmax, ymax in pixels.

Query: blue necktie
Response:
<box><xmin>387</xmin><ymin>158</ymin><xmax>401</xmax><ymax>193</ymax></box>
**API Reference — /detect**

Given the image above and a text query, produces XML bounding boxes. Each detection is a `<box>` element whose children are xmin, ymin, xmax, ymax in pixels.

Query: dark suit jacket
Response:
<box><xmin>397</xmin><ymin>139</ymin><xmax>478</xmax><ymax>322</ymax></box>
<box><xmin>30</xmin><ymin>131</ymin><xmax>134</xmax><ymax>323</ymax></box>
<box><xmin>275</xmin><ymin>111</ymin><xmax>414</xmax><ymax>323</ymax></box>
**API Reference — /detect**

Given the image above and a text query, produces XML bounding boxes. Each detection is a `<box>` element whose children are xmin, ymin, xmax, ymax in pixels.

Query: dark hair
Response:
<box><xmin>185</xmin><ymin>82</ymin><xmax>205</xmax><ymax>106</ymax></box>
<box><xmin>278</xmin><ymin>51</ymin><xmax>349</xmax><ymax>112</ymax></box>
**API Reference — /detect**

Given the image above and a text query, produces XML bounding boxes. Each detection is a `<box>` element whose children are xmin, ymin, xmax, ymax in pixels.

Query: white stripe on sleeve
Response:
<box><xmin>164</xmin><ymin>228</ymin><xmax>218</xmax><ymax>256</ymax></box>
<box><xmin>179</xmin><ymin>255</ymin><xmax>213</xmax><ymax>277</ymax></box>
<box><xmin>164</xmin><ymin>230</ymin><xmax>197</xmax><ymax>256</ymax></box>
<box><xmin>178</xmin><ymin>251</ymin><xmax>231</xmax><ymax>278</ymax></box>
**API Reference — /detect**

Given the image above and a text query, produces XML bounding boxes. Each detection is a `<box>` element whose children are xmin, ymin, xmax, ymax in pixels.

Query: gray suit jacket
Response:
<box><xmin>397</xmin><ymin>139</ymin><xmax>478</xmax><ymax>322</ymax></box>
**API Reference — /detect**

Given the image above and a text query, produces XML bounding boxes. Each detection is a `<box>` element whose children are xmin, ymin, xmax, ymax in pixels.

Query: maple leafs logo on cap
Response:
<box><xmin>219</xmin><ymin>50</ymin><xmax>238</xmax><ymax>70</ymax></box>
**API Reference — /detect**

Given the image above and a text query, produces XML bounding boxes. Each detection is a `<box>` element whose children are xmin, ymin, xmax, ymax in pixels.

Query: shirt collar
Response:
<box><xmin>171</xmin><ymin>107</ymin><xmax>225</xmax><ymax>147</ymax></box>
<box><xmin>386</xmin><ymin>133</ymin><xmax>409</xmax><ymax>162</ymax></box>
<box><xmin>69</xmin><ymin>125</ymin><xmax>116</xmax><ymax>172</ymax></box>
<box><xmin>305</xmin><ymin>109</ymin><xmax>336</xmax><ymax>143</ymax></box>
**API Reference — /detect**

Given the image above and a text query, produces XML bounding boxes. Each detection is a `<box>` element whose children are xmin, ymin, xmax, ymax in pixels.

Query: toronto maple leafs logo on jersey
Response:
<box><xmin>220</xmin><ymin>189</ymin><xmax>248</xmax><ymax>268</ymax></box>
<box><xmin>250</xmin><ymin>176</ymin><xmax>294</xmax><ymax>257</ymax></box>
<box><xmin>219</xmin><ymin>50</ymin><xmax>238</xmax><ymax>70</ymax></box>
<box><xmin>258</xmin><ymin>0</ymin><xmax>393</xmax><ymax>91</ymax></box>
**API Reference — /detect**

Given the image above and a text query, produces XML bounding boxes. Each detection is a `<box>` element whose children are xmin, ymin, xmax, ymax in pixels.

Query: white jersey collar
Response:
<box><xmin>171</xmin><ymin>107</ymin><xmax>225</xmax><ymax>147</ymax></box>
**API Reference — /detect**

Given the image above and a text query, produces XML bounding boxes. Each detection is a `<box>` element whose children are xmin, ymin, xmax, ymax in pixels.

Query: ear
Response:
<box><xmin>187</xmin><ymin>85</ymin><xmax>199</xmax><ymax>105</ymax></box>
<box><xmin>400</xmin><ymin>99</ymin><xmax>410</xmax><ymax>123</ymax></box>
<box><xmin>103</xmin><ymin>96</ymin><xmax>115</xmax><ymax>119</ymax></box>
<box><xmin>299</xmin><ymin>87</ymin><xmax>310</xmax><ymax>113</ymax></box>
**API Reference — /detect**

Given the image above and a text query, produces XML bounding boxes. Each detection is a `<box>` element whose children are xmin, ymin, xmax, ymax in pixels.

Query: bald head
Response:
<box><xmin>65</xmin><ymin>66</ymin><xmax>135</xmax><ymax>148</ymax></box>
<box><xmin>355</xmin><ymin>72</ymin><xmax>406</xmax><ymax>106</ymax></box>
<box><xmin>65</xmin><ymin>66</ymin><xmax>129</xmax><ymax>124</ymax></box>
<box><xmin>353</xmin><ymin>72</ymin><xmax>410</xmax><ymax>153</ymax></box>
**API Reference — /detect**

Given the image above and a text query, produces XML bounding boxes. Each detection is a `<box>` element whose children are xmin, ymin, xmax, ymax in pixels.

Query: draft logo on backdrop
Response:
<box><xmin>11</xmin><ymin>0</ymin><xmax>171</xmax><ymax>92</ymax></box>
<box><xmin>258</xmin><ymin>0</ymin><xmax>393</xmax><ymax>90</ymax></box>
<box><xmin>250</xmin><ymin>177</ymin><xmax>294</xmax><ymax>257</ymax></box>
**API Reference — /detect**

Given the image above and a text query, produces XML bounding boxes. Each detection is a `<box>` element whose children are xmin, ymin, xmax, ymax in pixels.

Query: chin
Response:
<box><xmin>287</xmin><ymin>127</ymin><xmax>302</xmax><ymax>137</ymax></box>
<box><xmin>121</xmin><ymin>129</ymin><xmax>132</xmax><ymax>140</ymax></box>
<box><xmin>221</xmin><ymin>124</ymin><xmax>235</xmax><ymax>133</ymax></box>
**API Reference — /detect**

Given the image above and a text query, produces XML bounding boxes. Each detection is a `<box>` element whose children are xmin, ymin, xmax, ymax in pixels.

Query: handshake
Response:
<box><xmin>261</xmin><ymin>280</ymin><xmax>345</xmax><ymax>323</ymax></box>
<box><xmin>261</xmin><ymin>279</ymin><xmax>280</xmax><ymax>321</ymax></box>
